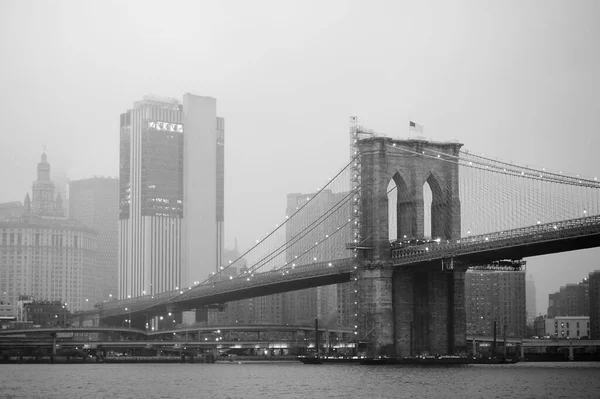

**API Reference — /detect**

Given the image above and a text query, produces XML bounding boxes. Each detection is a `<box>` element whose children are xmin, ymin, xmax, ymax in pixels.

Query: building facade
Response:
<box><xmin>22</xmin><ymin>299</ymin><xmax>71</xmax><ymax>328</ymax></box>
<box><xmin>118</xmin><ymin>94</ymin><xmax>224</xmax><ymax>299</ymax></box>
<box><xmin>589</xmin><ymin>270</ymin><xmax>600</xmax><ymax>339</ymax></box>
<box><xmin>0</xmin><ymin>153</ymin><xmax>97</xmax><ymax>314</ymax></box>
<box><xmin>465</xmin><ymin>268</ymin><xmax>527</xmax><ymax>338</ymax></box>
<box><xmin>547</xmin><ymin>278</ymin><xmax>589</xmax><ymax>318</ymax></box>
<box><xmin>0</xmin><ymin>202</ymin><xmax>23</xmax><ymax>220</ymax></box>
<box><xmin>69</xmin><ymin>177</ymin><xmax>119</xmax><ymax>301</ymax></box>
<box><xmin>534</xmin><ymin>315</ymin><xmax>590</xmax><ymax>339</ymax></box>
<box><xmin>526</xmin><ymin>273</ymin><xmax>537</xmax><ymax>325</ymax></box>
<box><xmin>281</xmin><ymin>190</ymin><xmax>355</xmax><ymax>328</ymax></box>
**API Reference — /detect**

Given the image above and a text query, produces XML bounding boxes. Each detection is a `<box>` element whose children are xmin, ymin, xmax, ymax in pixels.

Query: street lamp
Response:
<box><xmin>125</xmin><ymin>308</ymin><xmax>131</xmax><ymax>329</ymax></box>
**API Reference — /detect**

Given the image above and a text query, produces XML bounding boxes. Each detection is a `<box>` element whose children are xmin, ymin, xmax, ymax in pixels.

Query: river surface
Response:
<box><xmin>1</xmin><ymin>361</ymin><xmax>599</xmax><ymax>398</ymax></box>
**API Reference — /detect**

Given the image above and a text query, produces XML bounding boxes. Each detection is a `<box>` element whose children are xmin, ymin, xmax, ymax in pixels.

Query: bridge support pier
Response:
<box><xmin>389</xmin><ymin>268</ymin><xmax>467</xmax><ymax>357</ymax></box>
<box><xmin>357</xmin><ymin>265</ymin><xmax>394</xmax><ymax>356</ymax></box>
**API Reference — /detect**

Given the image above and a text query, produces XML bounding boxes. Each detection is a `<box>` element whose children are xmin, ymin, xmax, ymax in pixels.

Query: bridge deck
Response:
<box><xmin>88</xmin><ymin>216</ymin><xmax>600</xmax><ymax>321</ymax></box>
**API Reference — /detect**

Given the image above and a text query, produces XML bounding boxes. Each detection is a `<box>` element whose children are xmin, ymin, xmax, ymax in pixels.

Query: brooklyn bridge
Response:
<box><xmin>76</xmin><ymin>126</ymin><xmax>600</xmax><ymax>357</ymax></box>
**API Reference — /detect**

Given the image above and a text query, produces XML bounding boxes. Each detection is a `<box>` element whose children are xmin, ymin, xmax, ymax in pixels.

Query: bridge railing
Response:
<box><xmin>98</xmin><ymin>258</ymin><xmax>356</xmax><ymax>316</ymax></box>
<box><xmin>172</xmin><ymin>258</ymin><xmax>357</xmax><ymax>303</ymax></box>
<box><xmin>391</xmin><ymin>215</ymin><xmax>600</xmax><ymax>265</ymax></box>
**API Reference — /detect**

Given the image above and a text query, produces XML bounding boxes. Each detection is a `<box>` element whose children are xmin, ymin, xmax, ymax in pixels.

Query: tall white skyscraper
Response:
<box><xmin>118</xmin><ymin>94</ymin><xmax>224</xmax><ymax>299</ymax></box>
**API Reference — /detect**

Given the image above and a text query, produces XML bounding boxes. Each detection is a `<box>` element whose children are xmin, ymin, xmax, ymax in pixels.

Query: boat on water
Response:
<box><xmin>297</xmin><ymin>356</ymin><xmax>363</xmax><ymax>365</ymax></box>
<box><xmin>360</xmin><ymin>356</ymin><xmax>520</xmax><ymax>365</ymax></box>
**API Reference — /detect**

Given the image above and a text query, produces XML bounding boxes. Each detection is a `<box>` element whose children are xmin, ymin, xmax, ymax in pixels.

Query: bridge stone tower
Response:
<box><xmin>356</xmin><ymin>137</ymin><xmax>467</xmax><ymax>356</ymax></box>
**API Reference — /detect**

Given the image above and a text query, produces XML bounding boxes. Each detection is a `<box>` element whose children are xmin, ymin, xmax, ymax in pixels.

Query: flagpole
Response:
<box><xmin>408</xmin><ymin>115</ymin><xmax>411</xmax><ymax>139</ymax></box>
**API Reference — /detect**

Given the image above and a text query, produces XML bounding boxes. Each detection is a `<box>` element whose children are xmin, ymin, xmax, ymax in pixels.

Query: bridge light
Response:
<box><xmin>537</xmin><ymin>221</ymin><xmax>541</xmax><ymax>225</ymax></box>
<box><xmin>168</xmin><ymin>312</ymin><xmax>171</xmax><ymax>316</ymax></box>
<box><xmin>160</xmin><ymin>316</ymin><xmax>163</xmax><ymax>320</ymax></box>
<box><xmin>583</xmin><ymin>210</ymin><xmax>587</xmax><ymax>214</ymax></box>
<box><xmin>553</xmin><ymin>225</ymin><xmax>557</xmax><ymax>230</ymax></box>
<box><xmin>125</xmin><ymin>308</ymin><xmax>128</xmax><ymax>311</ymax></box>
<box><xmin>328</xmin><ymin>262</ymin><xmax>332</xmax><ymax>267</ymax></box>
<box><xmin>229</xmin><ymin>276</ymin><xmax>233</xmax><ymax>280</ymax></box>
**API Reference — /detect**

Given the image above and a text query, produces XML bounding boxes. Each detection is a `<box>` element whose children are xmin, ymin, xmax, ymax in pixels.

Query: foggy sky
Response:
<box><xmin>1</xmin><ymin>0</ymin><xmax>599</xmax><ymax>315</ymax></box>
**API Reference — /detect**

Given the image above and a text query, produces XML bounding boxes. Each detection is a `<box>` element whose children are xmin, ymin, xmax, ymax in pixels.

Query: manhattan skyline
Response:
<box><xmin>1</xmin><ymin>0</ymin><xmax>599</xmax><ymax>314</ymax></box>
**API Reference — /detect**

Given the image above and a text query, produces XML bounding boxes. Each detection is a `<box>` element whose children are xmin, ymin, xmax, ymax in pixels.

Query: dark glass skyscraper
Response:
<box><xmin>118</xmin><ymin>94</ymin><xmax>224</xmax><ymax>299</ymax></box>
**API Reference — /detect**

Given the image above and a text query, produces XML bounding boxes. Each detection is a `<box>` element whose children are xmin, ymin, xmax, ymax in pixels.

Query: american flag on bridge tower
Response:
<box><xmin>409</xmin><ymin>121</ymin><xmax>423</xmax><ymax>135</ymax></box>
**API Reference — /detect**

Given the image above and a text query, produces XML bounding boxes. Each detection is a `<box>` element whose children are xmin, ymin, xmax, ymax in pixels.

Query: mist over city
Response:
<box><xmin>1</xmin><ymin>1</ymin><xmax>599</xmax><ymax>398</ymax></box>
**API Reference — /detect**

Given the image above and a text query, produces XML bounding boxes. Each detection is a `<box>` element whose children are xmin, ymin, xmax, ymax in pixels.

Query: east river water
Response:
<box><xmin>1</xmin><ymin>362</ymin><xmax>599</xmax><ymax>398</ymax></box>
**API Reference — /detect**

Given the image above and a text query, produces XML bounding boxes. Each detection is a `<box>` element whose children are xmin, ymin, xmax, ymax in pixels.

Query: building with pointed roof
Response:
<box><xmin>0</xmin><ymin>152</ymin><xmax>97</xmax><ymax>316</ymax></box>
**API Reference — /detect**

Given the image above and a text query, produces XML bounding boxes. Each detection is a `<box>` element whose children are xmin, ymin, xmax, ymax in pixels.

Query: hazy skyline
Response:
<box><xmin>1</xmin><ymin>0</ymin><xmax>599</xmax><ymax>314</ymax></box>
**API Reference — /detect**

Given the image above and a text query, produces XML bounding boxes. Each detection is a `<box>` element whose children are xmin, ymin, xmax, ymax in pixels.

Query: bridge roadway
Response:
<box><xmin>92</xmin><ymin>216</ymin><xmax>600</xmax><ymax>322</ymax></box>
<box><xmin>391</xmin><ymin>215</ymin><xmax>600</xmax><ymax>267</ymax></box>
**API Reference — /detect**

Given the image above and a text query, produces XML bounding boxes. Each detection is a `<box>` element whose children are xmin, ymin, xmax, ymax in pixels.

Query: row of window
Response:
<box><xmin>1</xmin><ymin>231</ymin><xmax>93</xmax><ymax>249</ymax></box>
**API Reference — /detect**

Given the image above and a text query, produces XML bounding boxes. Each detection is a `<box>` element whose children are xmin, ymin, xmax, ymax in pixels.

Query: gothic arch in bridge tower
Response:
<box><xmin>358</xmin><ymin>137</ymin><xmax>462</xmax><ymax>262</ymax></box>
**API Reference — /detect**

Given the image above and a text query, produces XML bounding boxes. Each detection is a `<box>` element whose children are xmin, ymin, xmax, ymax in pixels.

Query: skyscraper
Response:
<box><xmin>526</xmin><ymin>274</ymin><xmax>537</xmax><ymax>325</ymax></box>
<box><xmin>69</xmin><ymin>177</ymin><xmax>119</xmax><ymax>301</ymax></box>
<box><xmin>118</xmin><ymin>94</ymin><xmax>224</xmax><ymax>299</ymax></box>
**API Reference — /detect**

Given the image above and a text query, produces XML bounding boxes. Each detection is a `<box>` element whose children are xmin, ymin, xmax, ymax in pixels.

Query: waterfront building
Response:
<box><xmin>118</xmin><ymin>94</ymin><xmax>224</xmax><ymax>299</ymax></box>
<box><xmin>589</xmin><ymin>270</ymin><xmax>600</xmax><ymax>339</ymax></box>
<box><xmin>526</xmin><ymin>274</ymin><xmax>537</xmax><ymax>325</ymax></box>
<box><xmin>465</xmin><ymin>269</ymin><xmax>527</xmax><ymax>338</ymax></box>
<box><xmin>534</xmin><ymin>315</ymin><xmax>590</xmax><ymax>339</ymax></box>
<box><xmin>69</xmin><ymin>177</ymin><xmax>119</xmax><ymax>301</ymax></box>
<box><xmin>0</xmin><ymin>153</ymin><xmax>97</xmax><ymax>313</ymax></box>
<box><xmin>547</xmin><ymin>278</ymin><xmax>589</xmax><ymax>317</ymax></box>
<box><xmin>0</xmin><ymin>297</ymin><xmax>12</xmax><ymax>318</ymax></box>
<box><xmin>22</xmin><ymin>299</ymin><xmax>71</xmax><ymax>328</ymax></box>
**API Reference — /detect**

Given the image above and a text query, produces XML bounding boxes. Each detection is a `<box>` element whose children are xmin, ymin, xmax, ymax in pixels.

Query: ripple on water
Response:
<box><xmin>0</xmin><ymin>362</ymin><xmax>599</xmax><ymax>399</ymax></box>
